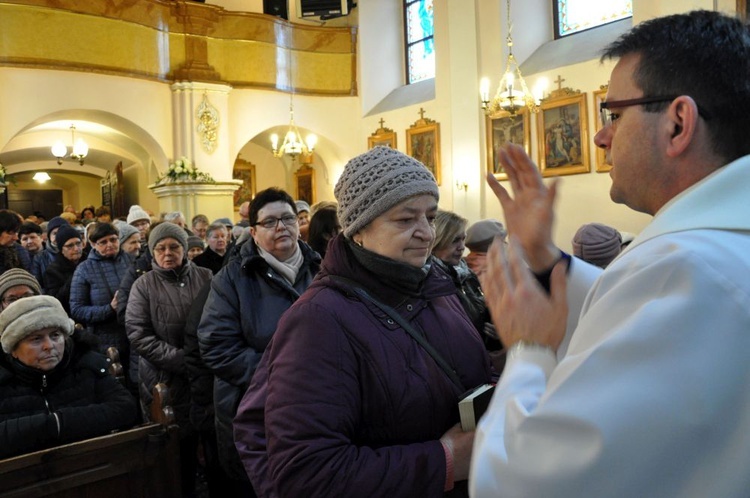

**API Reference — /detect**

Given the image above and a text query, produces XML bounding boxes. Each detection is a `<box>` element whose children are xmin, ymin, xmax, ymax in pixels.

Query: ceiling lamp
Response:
<box><xmin>51</xmin><ymin>124</ymin><xmax>89</xmax><ymax>165</ymax></box>
<box><xmin>270</xmin><ymin>95</ymin><xmax>317</xmax><ymax>160</ymax></box>
<box><xmin>480</xmin><ymin>0</ymin><xmax>544</xmax><ymax>116</ymax></box>
<box><xmin>33</xmin><ymin>172</ymin><xmax>51</xmax><ymax>183</ymax></box>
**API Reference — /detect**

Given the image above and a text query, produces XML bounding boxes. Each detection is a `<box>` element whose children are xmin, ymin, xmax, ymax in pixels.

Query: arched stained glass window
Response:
<box><xmin>554</xmin><ymin>0</ymin><xmax>632</xmax><ymax>38</ymax></box>
<box><xmin>404</xmin><ymin>0</ymin><xmax>435</xmax><ymax>84</ymax></box>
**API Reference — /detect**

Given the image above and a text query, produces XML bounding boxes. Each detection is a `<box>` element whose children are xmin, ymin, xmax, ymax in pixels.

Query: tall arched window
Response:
<box><xmin>554</xmin><ymin>0</ymin><xmax>632</xmax><ymax>38</ymax></box>
<box><xmin>404</xmin><ymin>0</ymin><xmax>435</xmax><ymax>84</ymax></box>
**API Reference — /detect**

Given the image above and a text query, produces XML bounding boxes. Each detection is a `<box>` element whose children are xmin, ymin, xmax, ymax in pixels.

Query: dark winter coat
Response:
<box><xmin>31</xmin><ymin>245</ymin><xmax>56</xmax><ymax>286</ymax></box>
<box><xmin>69</xmin><ymin>248</ymin><xmax>131</xmax><ymax>357</ymax></box>
<box><xmin>0</xmin><ymin>337</ymin><xmax>138</xmax><ymax>459</ymax></box>
<box><xmin>192</xmin><ymin>247</ymin><xmax>225</xmax><ymax>275</ymax></box>
<box><xmin>197</xmin><ymin>238</ymin><xmax>320</xmax><ymax>480</ymax></box>
<box><xmin>126</xmin><ymin>260</ymin><xmax>212</xmax><ymax>435</ymax></box>
<box><xmin>43</xmin><ymin>251</ymin><xmax>83</xmax><ymax>314</ymax></box>
<box><xmin>183</xmin><ymin>281</ymin><xmax>214</xmax><ymax>432</ymax></box>
<box><xmin>234</xmin><ymin>234</ymin><xmax>492</xmax><ymax>498</ymax></box>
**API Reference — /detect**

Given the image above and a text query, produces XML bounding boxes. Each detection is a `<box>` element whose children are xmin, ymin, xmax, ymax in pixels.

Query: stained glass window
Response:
<box><xmin>404</xmin><ymin>0</ymin><xmax>435</xmax><ymax>84</ymax></box>
<box><xmin>555</xmin><ymin>0</ymin><xmax>632</xmax><ymax>38</ymax></box>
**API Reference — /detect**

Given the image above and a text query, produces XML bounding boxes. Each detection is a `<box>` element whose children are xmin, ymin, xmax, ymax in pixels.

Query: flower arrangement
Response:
<box><xmin>0</xmin><ymin>163</ymin><xmax>6</xmax><ymax>184</ymax></box>
<box><xmin>156</xmin><ymin>156</ymin><xmax>215</xmax><ymax>185</ymax></box>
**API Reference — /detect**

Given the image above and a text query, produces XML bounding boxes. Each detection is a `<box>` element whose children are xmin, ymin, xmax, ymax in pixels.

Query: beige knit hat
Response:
<box><xmin>335</xmin><ymin>147</ymin><xmax>439</xmax><ymax>237</ymax></box>
<box><xmin>0</xmin><ymin>296</ymin><xmax>74</xmax><ymax>353</ymax></box>
<box><xmin>0</xmin><ymin>269</ymin><xmax>42</xmax><ymax>300</ymax></box>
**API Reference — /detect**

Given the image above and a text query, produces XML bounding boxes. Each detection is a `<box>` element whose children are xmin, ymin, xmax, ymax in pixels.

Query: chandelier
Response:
<box><xmin>270</xmin><ymin>94</ymin><xmax>317</xmax><ymax>160</ymax></box>
<box><xmin>480</xmin><ymin>0</ymin><xmax>543</xmax><ymax>116</ymax></box>
<box><xmin>51</xmin><ymin>124</ymin><xmax>89</xmax><ymax>165</ymax></box>
<box><xmin>33</xmin><ymin>172</ymin><xmax>52</xmax><ymax>183</ymax></box>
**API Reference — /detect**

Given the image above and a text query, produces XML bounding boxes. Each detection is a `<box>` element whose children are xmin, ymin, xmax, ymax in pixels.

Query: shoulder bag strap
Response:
<box><xmin>328</xmin><ymin>275</ymin><xmax>465</xmax><ymax>392</ymax></box>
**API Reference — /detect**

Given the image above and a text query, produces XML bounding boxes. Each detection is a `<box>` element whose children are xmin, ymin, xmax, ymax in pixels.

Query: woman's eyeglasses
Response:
<box><xmin>254</xmin><ymin>215</ymin><xmax>298</xmax><ymax>230</ymax></box>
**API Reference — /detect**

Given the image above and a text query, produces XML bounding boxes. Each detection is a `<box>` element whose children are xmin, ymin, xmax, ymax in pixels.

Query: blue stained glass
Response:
<box><xmin>405</xmin><ymin>0</ymin><xmax>434</xmax><ymax>84</ymax></box>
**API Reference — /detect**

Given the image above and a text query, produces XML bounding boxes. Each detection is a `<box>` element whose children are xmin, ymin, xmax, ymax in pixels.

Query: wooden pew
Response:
<box><xmin>0</xmin><ymin>383</ymin><xmax>181</xmax><ymax>498</ymax></box>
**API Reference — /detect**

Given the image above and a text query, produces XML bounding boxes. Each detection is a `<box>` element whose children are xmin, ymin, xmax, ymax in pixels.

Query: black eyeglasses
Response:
<box><xmin>254</xmin><ymin>215</ymin><xmax>298</xmax><ymax>230</ymax></box>
<box><xmin>600</xmin><ymin>95</ymin><xmax>712</xmax><ymax>127</ymax></box>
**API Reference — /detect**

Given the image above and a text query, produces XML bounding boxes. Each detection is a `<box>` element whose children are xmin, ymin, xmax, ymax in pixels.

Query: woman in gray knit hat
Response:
<box><xmin>235</xmin><ymin>147</ymin><xmax>492</xmax><ymax>497</ymax></box>
<box><xmin>125</xmin><ymin>221</ymin><xmax>213</xmax><ymax>496</ymax></box>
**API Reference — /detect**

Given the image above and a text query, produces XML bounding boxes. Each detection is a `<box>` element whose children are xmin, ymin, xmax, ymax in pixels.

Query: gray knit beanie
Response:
<box><xmin>127</xmin><ymin>205</ymin><xmax>150</xmax><ymax>225</ymax></box>
<box><xmin>335</xmin><ymin>146</ymin><xmax>439</xmax><ymax>237</ymax></box>
<box><xmin>0</xmin><ymin>269</ymin><xmax>42</xmax><ymax>300</ymax></box>
<box><xmin>0</xmin><ymin>295</ymin><xmax>74</xmax><ymax>353</ymax></box>
<box><xmin>114</xmin><ymin>221</ymin><xmax>140</xmax><ymax>244</ymax></box>
<box><xmin>148</xmin><ymin>222</ymin><xmax>189</xmax><ymax>255</ymax></box>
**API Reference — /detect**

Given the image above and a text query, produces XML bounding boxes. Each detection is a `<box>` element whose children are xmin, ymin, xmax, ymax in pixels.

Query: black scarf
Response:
<box><xmin>345</xmin><ymin>237</ymin><xmax>429</xmax><ymax>297</ymax></box>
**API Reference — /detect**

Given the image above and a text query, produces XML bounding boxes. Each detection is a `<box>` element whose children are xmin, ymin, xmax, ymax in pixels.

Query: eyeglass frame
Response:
<box><xmin>599</xmin><ymin>95</ymin><xmax>712</xmax><ymax>128</ymax></box>
<box><xmin>61</xmin><ymin>240</ymin><xmax>83</xmax><ymax>250</ymax></box>
<box><xmin>253</xmin><ymin>215</ymin><xmax>299</xmax><ymax>230</ymax></box>
<box><xmin>2</xmin><ymin>292</ymin><xmax>36</xmax><ymax>307</ymax></box>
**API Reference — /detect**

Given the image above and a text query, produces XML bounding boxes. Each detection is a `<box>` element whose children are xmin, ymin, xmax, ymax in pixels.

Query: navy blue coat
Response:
<box><xmin>69</xmin><ymin>248</ymin><xmax>131</xmax><ymax>356</ymax></box>
<box><xmin>197</xmin><ymin>238</ymin><xmax>320</xmax><ymax>480</ymax></box>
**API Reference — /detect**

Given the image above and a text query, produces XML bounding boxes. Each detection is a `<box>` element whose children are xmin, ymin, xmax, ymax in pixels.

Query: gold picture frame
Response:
<box><xmin>593</xmin><ymin>85</ymin><xmax>610</xmax><ymax>173</ymax></box>
<box><xmin>368</xmin><ymin>119</ymin><xmax>397</xmax><ymax>149</ymax></box>
<box><xmin>406</xmin><ymin>109</ymin><xmax>441</xmax><ymax>184</ymax></box>
<box><xmin>233</xmin><ymin>157</ymin><xmax>256</xmax><ymax>207</ymax></box>
<box><xmin>739</xmin><ymin>0</ymin><xmax>748</xmax><ymax>20</ymax></box>
<box><xmin>537</xmin><ymin>89</ymin><xmax>590</xmax><ymax>177</ymax></box>
<box><xmin>294</xmin><ymin>164</ymin><xmax>315</xmax><ymax>205</ymax></box>
<box><xmin>486</xmin><ymin>109</ymin><xmax>531</xmax><ymax>180</ymax></box>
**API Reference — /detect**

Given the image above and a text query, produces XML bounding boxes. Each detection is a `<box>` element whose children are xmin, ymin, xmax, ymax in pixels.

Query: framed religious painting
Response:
<box><xmin>485</xmin><ymin>109</ymin><xmax>531</xmax><ymax>180</ymax></box>
<box><xmin>739</xmin><ymin>0</ymin><xmax>748</xmax><ymax>21</ymax></box>
<box><xmin>406</xmin><ymin>110</ymin><xmax>441</xmax><ymax>184</ymax></box>
<box><xmin>367</xmin><ymin>120</ymin><xmax>397</xmax><ymax>149</ymax></box>
<box><xmin>294</xmin><ymin>164</ymin><xmax>315</xmax><ymax>205</ymax></box>
<box><xmin>232</xmin><ymin>157</ymin><xmax>256</xmax><ymax>207</ymax></box>
<box><xmin>537</xmin><ymin>89</ymin><xmax>590</xmax><ymax>177</ymax></box>
<box><xmin>593</xmin><ymin>86</ymin><xmax>611</xmax><ymax>173</ymax></box>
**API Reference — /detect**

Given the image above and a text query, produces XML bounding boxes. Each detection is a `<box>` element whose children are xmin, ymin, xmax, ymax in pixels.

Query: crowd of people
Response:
<box><xmin>0</xmin><ymin>9</ymin><xmax>748</xmax><ymax>498</ymax></box>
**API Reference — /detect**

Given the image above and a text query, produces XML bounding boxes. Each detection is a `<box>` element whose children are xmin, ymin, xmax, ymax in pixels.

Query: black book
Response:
<box><xmin>458</xmin><ymin>384</ymin><xmax>495</xmax><ymax>431</ymax></box>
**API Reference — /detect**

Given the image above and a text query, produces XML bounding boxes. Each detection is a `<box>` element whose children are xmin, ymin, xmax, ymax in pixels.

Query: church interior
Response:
<box><xmin>0</xmin><ymin>0</ymin><xmax>744</xmax><ymax>249</ymax></box>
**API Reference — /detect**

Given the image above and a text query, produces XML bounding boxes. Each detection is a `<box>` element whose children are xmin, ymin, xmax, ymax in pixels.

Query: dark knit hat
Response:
<box><xmin>187</xmin><ymin>236</ymin><xmax>204</xmax><ymax>251</ymax></box>
<box><xmin>572</xmin><ymin>223</ymin><xmax>622</xmax><ymax>268</ymax></box>
<box><xmin>335</xmin><ymin>146</ymin><xmax>439</xmax><ymax>237</ymax></box>
<box><xmin>0</xmin><ymin>295</ymin><xmax>74</xmax><ymax>353</ymax></box>
<box><xmin>148</xmin><ymin>222</ymin><xmax>189</xmax><ymax>255</ymax></box>
<box><xmin>89</xmin><ymin>222</ymin><xmax>119</xmax><ymax>243</ymax></box>
<box><xmin>55</xmin><ymin>225</ymin><xmax>82</xmax><ymax>250</ymax></box>
<box><xmin>0</xmin><ymin>269</ymin><xmax>41</xmax><ymax>300</ymax></box>
<box><xmin>465</xmin><ymin>219</ymin><xmax>507</xmax><ymax>253</ymax></box>
<box><xmin>46</xmin><ymin>216</ymin><xmax>69</xmax><ymax>239</ymax></box>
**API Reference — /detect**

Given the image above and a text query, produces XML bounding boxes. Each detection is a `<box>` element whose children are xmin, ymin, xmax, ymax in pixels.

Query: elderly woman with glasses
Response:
<box><xmin>126</xmin><ymin>223</ymin><xmax>213</xmax><ymax>496</ymax></box>
<box><xmin>0</xmin><ymin>268</ymin><xmax>41</xmax><ymax>313</ymax></box>
<box><xmin>0</xmin><ymin>295</ymin><xmax>137</xmax><ymax>459</ymax></box>
<box><xmin>234</xmin><ymin>148</ymin><xmax>492</xmax><ymax>497</ymax></box>
<box><xmin>69</xmin><ymin>223</ymin><xmax>132</xmax><ymax>377</ymax></box>
<box><xmin>44</xmin><ymin>225</ymin><xmax>86</xmax><ymax>314</ymax></box>
<box><xmin>197</xmin><ymin>187</ymin><xmax>320</xmax><ymax>494</ymax></box>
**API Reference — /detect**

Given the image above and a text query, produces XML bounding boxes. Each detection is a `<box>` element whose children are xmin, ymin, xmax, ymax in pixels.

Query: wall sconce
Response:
<box><xmin>455</xmin><ymin>180</ymin><xmax>468</xmax><ymax>192</ymax></box>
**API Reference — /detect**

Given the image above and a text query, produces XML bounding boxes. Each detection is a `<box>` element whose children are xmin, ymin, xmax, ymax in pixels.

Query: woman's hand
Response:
<box><xmin>440</xmin><ymin>423</ymin><xmax>475</xmax><ymax>482</ymax></box>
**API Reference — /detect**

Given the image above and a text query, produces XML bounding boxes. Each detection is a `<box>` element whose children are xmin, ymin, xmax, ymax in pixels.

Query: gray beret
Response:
<box><xmin>335</xmin><ymin>146</ymin><xmax>439</xmax><ymax>237</ymax></box>
<box><xmin>148</xmin><ymin>222</ymin><xmax>189</xmax><ymax>255</ymax></box>
<box><xmin>465</xmin><ymin>220</ymin><xmax>507</xmax><ymax>253</ymax></box>
<box><xmin>0</xmin><ymin>295</ymin><xmax>74</xmax><ymax>353</ymax></box>
<box><xmin>572</xmin><ymin>223</ymin><xmax>622</xmax><ymax>268</ymax></box>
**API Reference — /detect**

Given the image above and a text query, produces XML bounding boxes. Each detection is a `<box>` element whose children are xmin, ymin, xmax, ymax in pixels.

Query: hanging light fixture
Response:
<box><xmin>51</xmin><ymin>124</ymin><xmax>89</xmax><ymax>165</ymax></box>
<box><xmin>270</xmin><ymin>94</ymin><xmax>317</xmax><ymax>160</ymax></box>
<box><xmin>480</xmin><ymin>0</ymin><xmax>545</xmax><ymax>116</ymax></box>
<box><xmin>33</xmin><ymin>172</ymin><xmax>52</xmax><ymax>183</ymax></box>
<box><xmin>270</xmin><ymin>49</ymin><xmax>317</xmax><ymax>161</ymax></box>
